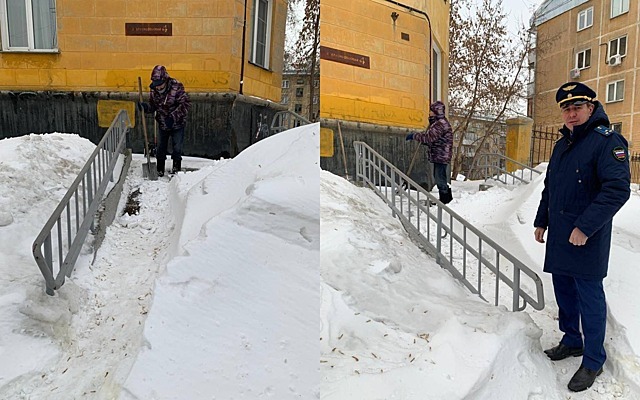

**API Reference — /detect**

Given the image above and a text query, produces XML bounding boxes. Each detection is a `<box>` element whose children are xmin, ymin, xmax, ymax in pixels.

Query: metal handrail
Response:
<box><xmin>354</xmin><ymin>141</ymin><xmax>545</xmax><ymax>311</ymax></box>
<box><xmin>270</xmin><ymin>110</ymin><xmax>311</xmax><ymax>134</ymax></box>
<box><xmin>32</xmin><ymin>110</ymin><xmax>130</xmax><ymax>295</ymax></box>
<box><xmin>472</xmin><ymin>153</ymin><xmax>542</xmax><ymax>185</ymax></box>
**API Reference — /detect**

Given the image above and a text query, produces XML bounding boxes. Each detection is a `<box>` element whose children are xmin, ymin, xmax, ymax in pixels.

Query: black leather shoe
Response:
<box><xmin>568</xmin><ymin>365</ymin><xmax>603</xmax><ymax>392</ymax></box>
<box><xmin>544</xmin><ymin>343</ymin><xmax>583</xmax><ymax>361</ymax></box>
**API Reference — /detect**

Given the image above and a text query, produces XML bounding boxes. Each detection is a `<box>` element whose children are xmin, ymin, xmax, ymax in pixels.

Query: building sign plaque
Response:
<box><xmin>320</xmin><ymin>46</ymin><xmax>370</xmax><ymax>69</ymax></box>
<box><xmin>125</xmin><ymin>23</ymin><xmax>172</xmax><ymax>36</ymax></box>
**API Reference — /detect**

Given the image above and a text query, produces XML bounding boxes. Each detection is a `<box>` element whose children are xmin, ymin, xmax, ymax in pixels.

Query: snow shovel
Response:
<box><xmin>151</xmin><ymin>114</ymin><xmax>157</xmax><ymax>157</ymax></box>
<box><xmin>398</xmin><ymin>140</ymin><xmax>421</xmax><ymax>192</ymax></box>
<box><xmin>137</xmin><ymin>77</ymin><xmax>158</xmax><ymax>180</ymax></box>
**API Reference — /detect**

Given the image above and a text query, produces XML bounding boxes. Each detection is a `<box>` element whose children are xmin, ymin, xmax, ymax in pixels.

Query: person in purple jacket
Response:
<box><xmin>138</xmin><ymin>65</ymin><xmax>191</xmax><ymax>176</ymax></box>
<box><xmin>406</xmin><ymin>101</ymin><xmax>454</xmax><ymax>204</ymax></box>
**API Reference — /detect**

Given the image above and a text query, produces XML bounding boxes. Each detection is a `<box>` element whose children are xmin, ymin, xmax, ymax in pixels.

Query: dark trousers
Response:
<box><xmin>157</xmin><ymin>127</ymin><xmax>184</xmax><ymax>162</ymax></box>
<box><xmin>552</xmin><ymin>274</ymin><xmax>607</xmax><ymax>370</ymax></box>
<box><xmin>433</xmin><ymin>162</ymin><xmax>449</xmax><ymax>194</ymax></box>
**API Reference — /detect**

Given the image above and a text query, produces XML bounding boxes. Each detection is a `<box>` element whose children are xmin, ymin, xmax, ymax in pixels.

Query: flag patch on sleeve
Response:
<box><xmin>612</xmin><ymin>147</ymin><xmax>627</xmax><ymax>161</ymax></box>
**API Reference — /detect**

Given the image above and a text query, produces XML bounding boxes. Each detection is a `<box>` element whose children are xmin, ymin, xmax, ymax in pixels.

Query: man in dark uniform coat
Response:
<box><xmin>534</xmin><ymin>82</ymin><xmax>631</xmax><ymax>392</ymax></box>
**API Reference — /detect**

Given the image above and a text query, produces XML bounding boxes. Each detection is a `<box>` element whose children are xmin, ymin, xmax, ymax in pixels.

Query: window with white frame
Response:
<box><xmin>610</xmin><ymin>122</ymin><xmax>622</xmax><ymax>133</ymax></box>
<box><xmin>606</xmin><ymin>80</ymin><xmax>624</xmax><ymax>103</ymax></box>
<box><xmin>577</xmin><ymin>7</ymin><xmax>593</xmax><ymax>31</ymax></box>
<box><xmin>282</xmin><ymin>79</ymin><xmax>289</xmax><ymax>89</ymax></box>
<box><xmin>611</xmin><ymin>0</ymin><xmax>629</xmax><ymax>18</ymax></box>
<box><xmin>313</xmin><ymin>95</ymin><xmax>318</xmax><ymax>104</ymax></box>
<box><xmin>0</xmin><ymin>0</ymin><xmax>58</xmax><ymax>51</ymax></box>
<box><xmin>576</xmin><ymin>49</ymin><xmax>591</xmax><ymax>69</ymax></box>
<box><xmin>250</xmin><ymin>0</ymin><xmax>273</xmax><ymax>69</ymax></box>
<box><xmin>432</xmin><ymin>43</ymin><xmax>442</xmax><ymax>101</ymax></box>
<box><xmin>281</xmin><ymin>95</ymin><xmax>289</xmax><ymax>104</ymax></box>
<box><xmin>608</xmin><ymin>36</ymin><xmax>627</xmax><ymax>58</ymax></box>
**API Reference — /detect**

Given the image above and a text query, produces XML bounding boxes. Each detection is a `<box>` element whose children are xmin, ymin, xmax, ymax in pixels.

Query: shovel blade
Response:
<box><xmin>142</xmin><ymin>162</ymin><xmax>158</xmax><ymax>181</ymax></box>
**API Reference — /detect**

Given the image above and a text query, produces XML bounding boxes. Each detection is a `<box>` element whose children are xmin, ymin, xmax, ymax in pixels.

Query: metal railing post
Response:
<box><xmin>32</xmin><ymin>110</ymin><xmax>130</xmax><ymax>295</ymax></box>
<box><xmin>352</xmin><ymin>141</ymin><xmax>545</xmax><ymax>312</ymax></box>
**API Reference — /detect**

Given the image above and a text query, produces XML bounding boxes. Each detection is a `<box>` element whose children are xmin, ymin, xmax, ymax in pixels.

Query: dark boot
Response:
<box><xmin>157</xmin><ymin>159</ymin><xmax>165</xmax><ymax>177</ymax></box>
<box><xmin>568</xmin><ymin>365</ymin><xmax>602</xmax><ymax>392</ymax></box>
<box><xmin>444</xmin><ymin>187</ymin><xmax>453</xmax><ymax>203</ymax></box>
<box><xmin>544</xmin><ymin>343</ymin><xmax>584</xmax><ymax>361</ymax></box>
<box><xmin>172</xmin><ymin>159</ymin><xmax>181</xmax><ymax>174</ymax></box>
<box><xmin>439</xmin><ymin>187</ymin><xmax>453</xmax><ymax>204</ymax></box>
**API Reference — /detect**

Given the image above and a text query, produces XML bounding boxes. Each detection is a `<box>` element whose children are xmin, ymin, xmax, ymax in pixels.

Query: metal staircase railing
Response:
<box><xmin>472</xmin><ymin>153</ymin><xmax>542</xmax><ymax>185</ymax></box>
<box><xmin>270</xmin><ymin>110</ymin><xmax>311</xmax><ymax>134</ymax></box>
<box><xmin>354</xmin><ymin>141</ymin><xmax>545</xmax><ymax>311</ymax></box>
<box><xmin>32</xmin><ymin>109</ymin><xmax>130</xmax><ymax>295</ymax></box>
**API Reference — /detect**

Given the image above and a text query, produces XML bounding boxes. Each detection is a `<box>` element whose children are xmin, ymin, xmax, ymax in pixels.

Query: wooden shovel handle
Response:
<box><xmin>137</xmin><ymin>77</ymin><xmax>151</xmax><ymax>161</ymax></box>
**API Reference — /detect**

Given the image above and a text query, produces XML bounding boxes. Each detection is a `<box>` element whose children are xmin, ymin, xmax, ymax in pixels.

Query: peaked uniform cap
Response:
<box><xmin>556</xmin><ymin>81</ymin><xmax>597</xmax><ymax>107</ymax></box>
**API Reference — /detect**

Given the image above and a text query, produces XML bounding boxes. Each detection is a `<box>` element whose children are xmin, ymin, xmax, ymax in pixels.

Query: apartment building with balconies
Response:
<box><xmin>529</xmin><ymin>0</ymin><xmax>638</xmax><ymax>151</ymax></box>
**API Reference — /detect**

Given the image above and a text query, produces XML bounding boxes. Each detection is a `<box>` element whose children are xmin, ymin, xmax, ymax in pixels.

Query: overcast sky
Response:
<box><xmin>504</xmin><ymin>0</ymin><xmax>545</xmax><ymax>36</ymax></box>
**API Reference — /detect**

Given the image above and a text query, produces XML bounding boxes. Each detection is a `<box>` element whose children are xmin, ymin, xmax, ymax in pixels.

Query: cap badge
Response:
<box><xmin>563</xmin><ymin>85</ymin><xmax>577</xmax><ymax>91</ymax></box>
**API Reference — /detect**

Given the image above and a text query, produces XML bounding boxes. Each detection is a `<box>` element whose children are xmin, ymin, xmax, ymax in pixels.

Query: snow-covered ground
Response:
<box><xmin>1</xmin><ymin>122</ymin><xmax>640</xmax><ymax>399</ymax></box>
<box><xmin>0</xmin><ymin>124</ymin><xmax>320</xmax><ymax>399</ymax></box>
<box><xmin>320</xmin><ymin>168</ymin><xmax>640</xmax><ymax>399</ymax></box>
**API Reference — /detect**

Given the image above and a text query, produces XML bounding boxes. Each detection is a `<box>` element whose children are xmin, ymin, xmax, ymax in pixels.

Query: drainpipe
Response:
<box><xmin>240</xmin><ymin>0</ymin><xmax>249</xmax><ymax>95</ymax></box>
<box><xmin>383</xmin><ymin>0</ymin><xmax>433</xmax><ymax>107</ymax></box>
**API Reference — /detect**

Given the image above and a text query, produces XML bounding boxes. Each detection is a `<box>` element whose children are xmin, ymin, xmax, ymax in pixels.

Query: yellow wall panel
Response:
<box><xmin>353</xmin><ymin>69</ymin><xmax>384</xmax><ymax>88</ymax></box>
<box><xmin>320</xmin><ymin>128</ymin><xmax>335</xmax><ymax>157</ymax></box>
<box><xmin>321</xmin><ymin>0</ymin><xmax>449</xmax><ymax>129</ymax></box>
<box><xmin>218</xmin><ymin>0</ymin><xmax>242</xmax><ymax>17</ymax></box>
<box><xmin>95</xmin><ymin>1</ymin><xmax>127</xmax><ymax>17</ymax></box>
<box><xmin>56</xmin><ymin>53</ymin><xmax>84</xmax><ymax>70</ymax></box>
<box><xmin>16</xmin><ymin>70</ymin><xmax>43</xmax><ymax>86</ymax></box>
<box><xmin>385</xmin><ymin>74</ymin><xmax>412</xmax><ymax>93</ymax></box>
<box><xmin>97</xmin><ymin>100</ymin><xmax>136</xmax><ymax>128</ymax></box>
<box><xmin>95</xmin><ymin>36</ymin><xmax>128</xmax><ymax>52</ymax></box>
<box><xmin>109</xmin><ymin>18</ymin><xmax>128</xmax><ymax>35</ymax></box>
<box><xmin>81</xmin><ymin>53</ymin><xmax>111</xmax><ymax>70</ymax></box>
<box><xmin>80</xmin><ymin>18</ymin><xmax>111</xmax><ymax>36</ymax></box>
<box><xmin>174</xmin><ymin>18</ymin><xmax>204</xmax><ymax>36</ymax></box>
<box><xmin>65</xmin><ymin>35</ymin><xmax>97</xmax><ymax>52</ymax></box>
<box><xmin>101</xmin><ymin>71</ymin><xmax>143</xmax><ymax>89</ymax></box>
<box><xmin>126</xmin><ymin>37</ymin><xmax>158</xmax><ymax>53</ymax></box>
<box><xmin>320</xmin><ymin>60</ymin><xmax>355</xmax><ymax>82</ymax></box>
<box><xmin>175</xmin><ymin>71</ymin><xmax>232</xmax><ymax>91</ymax></box>
<box><xmin>170</xmin><ymin>54</ymin><xmax>205</xmax><ymax>71</ymax></box>
<box><xmin>203</xmin><ymin>18</ymin><xmax>234</xmax><ymax>36</ymax></box>
<box><xmin>187</xmin><ymin>36</ymin><xmax>217</xmax><ymax>53</ymax></box>
<box><xmin>157</xmin><ymin>37</ymin><xmax>187</xmax><ymax>54</ymax></box>
<box><xmin>63</xmin><ymin>0</ymin><xmax>96</xmax><ymax>17</ymax></box>
<box><xmin>187</xmin><ymin>2</ymin><xmax>217</xmax><ymax>17</ymax></box>
<box><xmin>215</xmin><ymin>36</ymin><xmax>234</xmax><ymax>60</ymax></box>
<box><xmin>321</xmin><ymin>95</ymin><xmax>356</xmax><ymax>119</ymax></box>
<box><xmin>0</xmin><ymin>0</ymin><xmax>285</xmax><ymax>102</ymax></box>
<box><xmin>58</xmin><ymin>17</ymin><xmax>83</xmax><ymax>34</ymax></box>
<box><xmin>157</xmin><ymin>1</ymin><xmax>188</xmax><ymax>17</ymax></box>
<box><xmin>0</xmin><ymin>70</ymin><xmax>16</xmax><ymax>86</ymax></box>
<box><xmin>126</xmin><ymin>1</ymin><xmax>158</xmax><ymax>18</ymax></box>
<box><xmin>69</xmin><ymin>70</ymin><xmax>98</xmax><ymax>87</ymax></box>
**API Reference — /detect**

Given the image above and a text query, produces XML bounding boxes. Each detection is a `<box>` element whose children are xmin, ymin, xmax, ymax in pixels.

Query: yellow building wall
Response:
<box><xmin>0</xmin><ymin>0</ymin><xmax>286</xmax><ymax>102</ymax></box>
<box><xmin>533</xmin><ymin>1</ymin><xmax>639</xmax><ymax>151</ymax></box>
<box><xmin>320</xmin><ymin>0</ymin><xmax>450</xmax><ymax>129</ymax></box>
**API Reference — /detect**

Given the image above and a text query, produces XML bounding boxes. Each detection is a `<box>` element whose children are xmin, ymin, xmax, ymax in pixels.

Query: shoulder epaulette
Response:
<box><xmin>594</xmin><ymin>125</ymin><xmax>614</xmax><ymax>137</ymax></box>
